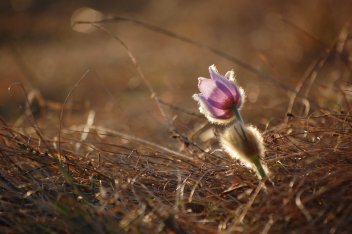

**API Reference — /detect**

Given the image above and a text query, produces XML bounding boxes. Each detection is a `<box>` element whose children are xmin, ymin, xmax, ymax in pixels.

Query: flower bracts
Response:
<box><xmin>220</xmin><ymin>123</ymin><xmax>269</xmax><ymax>179</ymax></box>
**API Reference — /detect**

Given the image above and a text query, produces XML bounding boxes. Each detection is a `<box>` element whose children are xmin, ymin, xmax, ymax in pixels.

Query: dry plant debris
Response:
<box><xmin>0</xmin><ymin>108</ymin><xmax>351</xmax><ymax>233</ymax></box>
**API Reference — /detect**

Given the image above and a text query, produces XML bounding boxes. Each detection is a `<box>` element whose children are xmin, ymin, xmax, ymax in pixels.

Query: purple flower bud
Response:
<box><xmin>193</xmin><ymin>65</ymin><xmax>245</xmax><ymax>124</ymax></box>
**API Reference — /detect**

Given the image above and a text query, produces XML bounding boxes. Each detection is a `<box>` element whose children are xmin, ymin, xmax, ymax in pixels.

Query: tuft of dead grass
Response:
<box><xmin>0</xmin><ymin>106</ymin><xmax>351</xmax><ymax>233</ymax></box>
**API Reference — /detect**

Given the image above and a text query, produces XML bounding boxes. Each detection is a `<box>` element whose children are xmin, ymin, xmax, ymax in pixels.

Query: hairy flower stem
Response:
<box><xmin>252</xmin><ymin>156</ymin><xmax>266</xmax><ymax>179</ymax></box>
<box><xmin>232</xmin><ymin>108</ymin><xmax>267</xmax><ymax>180</ymax></box>
<box><xmin>233</xmin><ymin>108</ymin><xmax>247</xmax><ymax>141</ymax></box>
<box><xmin>233</xmin><ymin>107</ymin><xmax>244</xmax><ymax>124</ymax></box>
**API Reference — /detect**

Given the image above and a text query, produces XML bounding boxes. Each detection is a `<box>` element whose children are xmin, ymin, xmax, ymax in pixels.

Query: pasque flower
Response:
<box><xmin>193</xmin><ymin>65</ymin><xmax>269</xmax><ymax>180</ymax></box>
<box><xmin>193</xmin><ymin>65</ymin><xmax>245</xmax><ymax>125</ymax></box>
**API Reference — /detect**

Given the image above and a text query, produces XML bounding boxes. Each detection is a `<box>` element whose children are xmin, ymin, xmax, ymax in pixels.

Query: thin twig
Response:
<box><xmin>74</xmin><ymin>17</ymin><xmax>323</xmax><ymax>109</ymax></box>
<box><xmin>89</xmin><ymin>23</ymin><xmax>172</xmax><ymax>129</ymax></box>
<box><xmin>58</xmin><ymin>69</ymin><xmax>91</xmax><ymax>161</ymax></box>
<box><xmin>8</xmin><ymin>83</ymin><xmax>49</xmax><ymax>150</ymax></box>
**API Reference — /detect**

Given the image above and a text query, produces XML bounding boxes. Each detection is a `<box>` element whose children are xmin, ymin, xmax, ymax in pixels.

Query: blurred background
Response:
<box><xmin>0</xmin><ymin>0</ymin><xmax>352</xmax><ymax>141</ymax></box>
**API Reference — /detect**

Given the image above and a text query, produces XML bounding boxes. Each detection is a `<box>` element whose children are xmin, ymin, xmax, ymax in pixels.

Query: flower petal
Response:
<box><xmin>208</xmin><ymin>64</ymin><xmax>223</xmax><ymax>82</ymax></box>
<box><xmin>193</xmin><ymin>94</ymin><xmax>233</xmax><ymax>119</ymax></box>
<box><xmin>209</xmin><ymin>65</ymin><xmax>242</xmax><ymax>107</ymax></box>
<box><xmin>237</xmin><ymin>86</ymin><xmax>246</xmax><ymax>109</ymax></box>
<box><xmin>225</xmin><ymin>70</ymin><xmax>235</xmax><ymax>80</ymax></box>
<box><xmin>198</xmin><ymin>78</ymin><xmax>233</xmax><ymax>109</ymax></box>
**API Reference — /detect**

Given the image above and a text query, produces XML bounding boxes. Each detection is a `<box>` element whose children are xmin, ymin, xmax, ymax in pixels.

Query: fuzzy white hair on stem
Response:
<box><xmin>219</xmin><ymin>123</ymin><xmax>269</xmax><ymax>179</ymax></box>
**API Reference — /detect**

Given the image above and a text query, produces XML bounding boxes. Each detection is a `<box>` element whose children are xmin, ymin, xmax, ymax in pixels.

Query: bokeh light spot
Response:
<box><xmin>71</xmin><ymin>7</ymin><xmax>103</xmax><ymax>33</ymax></box>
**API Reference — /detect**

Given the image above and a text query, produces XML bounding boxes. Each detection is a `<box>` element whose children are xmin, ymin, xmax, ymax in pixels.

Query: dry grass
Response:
<box><xmin>0</xmin><ymin>103</ymin><xmax>351</xmax><ymax>233</ymax></box>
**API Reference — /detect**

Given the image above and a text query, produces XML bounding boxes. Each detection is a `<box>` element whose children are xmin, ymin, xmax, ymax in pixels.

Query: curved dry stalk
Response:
<box><xmin>88</xmin><ymin>23</ymin><xmax>172</xmax><ymax>129</ymax></box>
<box><xmin>8</xmin><ymin>82</ymin><xmax>49</xmax><ymax>150</ymax></box>
<box><xmin>58</xmin><ymin>69</ymin><xmax>91</xmax><ymax>162</ymax></box>
<box><xmin>74</xmin><ymin>17</ymin><xmax>324</xmax><ymax>110</ymax></box>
